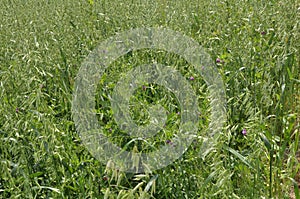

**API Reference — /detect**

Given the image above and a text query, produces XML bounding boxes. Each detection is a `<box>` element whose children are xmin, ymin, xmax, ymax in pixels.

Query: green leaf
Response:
<box><xmin>260</xmin><ymin>133</ymin><xmax>271</xmax><ymax>151</ymax></box>
<box><xmin>223</xmin><ymin>145</ymin><xmax>254</xmax><ymax>169</ymax></box>
<box><xmin>144</xmin><ymin>175</ymin><xmax>158</xmax><ymax>192</ymax></box>
<box><xmin>32</xmin><ymin>186</ymin><xmax>60</xmax><ymax>193</ymax></box>
<box><xmin>88</xmin><ymin>0</ymin><xmax>94</xmax><ymax>5</ymax></box>
<box><xmin>29</xmin><ymin>172</ymin><xmax>44</xmax><ymax>178</ymax></box>
<box><xmin>201</xmin><ymin>170</ymin><xmax>217</xmax><ymax>190</ymax></box>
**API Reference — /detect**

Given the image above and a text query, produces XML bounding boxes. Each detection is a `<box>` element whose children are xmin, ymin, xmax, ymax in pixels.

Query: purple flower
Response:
<box><xmin>242</xmin><ymin>129</ymin><xmax>247</xmax><ymax>135</ymax></box>
<box><xmin>261</xmin><ymin>31</ymin><xmax>266</xmax><ymax>35</ymax></box>
<box><xmin>189</xmin><ymin>76</ymin><xmax>194</xmax><ymax>81</ymax></box>
<box><xmin>216</xmin><ymin>58</ymin><xmax>221</xmax><ymax>63</ymax></box>
<box><xmin>16</xmin><ymin>108</ymin><xmax>19</xmax><ymax>113</ymax></box>
<box><xmin>166</xmin><ymin>140</ymin><xmax>172</xmax><ymax>144</ymax></box>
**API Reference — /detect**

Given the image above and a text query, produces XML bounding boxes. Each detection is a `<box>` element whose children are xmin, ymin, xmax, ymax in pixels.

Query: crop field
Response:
<box><xmin>0</xmin><ymin>0</ymin><xmax>300</xmax><ymax>198</ymax></box>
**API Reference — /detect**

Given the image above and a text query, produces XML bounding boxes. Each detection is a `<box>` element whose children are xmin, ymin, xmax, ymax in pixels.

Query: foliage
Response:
<box><xmin>0</xmin><ymin>0</ymin><xmax>299</xmax><ymax>198</ymax></box>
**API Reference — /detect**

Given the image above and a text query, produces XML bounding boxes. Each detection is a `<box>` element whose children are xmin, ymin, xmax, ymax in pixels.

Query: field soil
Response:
<box><xmin>290</xmin><ymin>152</ymin><xmax>300</xmax><ymax>199</ymax></box>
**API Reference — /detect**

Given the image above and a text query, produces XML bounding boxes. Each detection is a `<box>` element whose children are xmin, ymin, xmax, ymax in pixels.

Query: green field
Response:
<box><xmin>1</xmin><ymin>0</ymin><xmax>299</xmax><ymax>198</ymax></box>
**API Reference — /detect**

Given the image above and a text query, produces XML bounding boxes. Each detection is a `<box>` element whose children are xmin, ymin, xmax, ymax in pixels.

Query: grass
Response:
<box><xmin>0</xmin><ymin>0</ymin><xmax>299</xmax><ymax>198</ymax></box>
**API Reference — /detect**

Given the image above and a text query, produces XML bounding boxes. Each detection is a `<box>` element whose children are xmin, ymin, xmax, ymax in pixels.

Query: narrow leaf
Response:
<box><xmin>224</xmin><ymin>146</ymin><xmax>254</xmax><ymax>169</ymax></box>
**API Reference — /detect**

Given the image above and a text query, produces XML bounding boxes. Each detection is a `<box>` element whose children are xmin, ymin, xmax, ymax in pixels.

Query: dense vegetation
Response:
<box><xmin>0</xmin><ymin>0</ymin><xmax>299</xmax><ymax>198</ymax></box>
